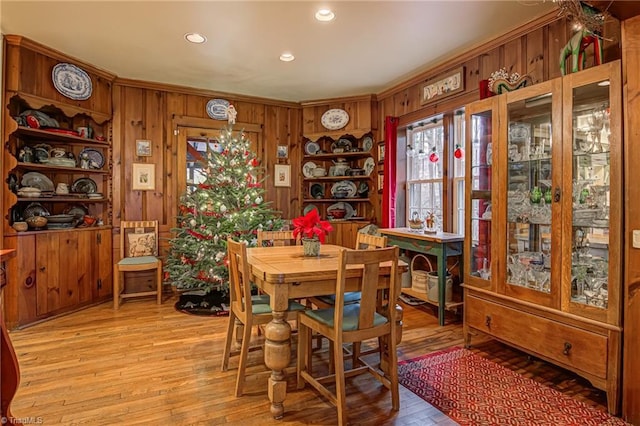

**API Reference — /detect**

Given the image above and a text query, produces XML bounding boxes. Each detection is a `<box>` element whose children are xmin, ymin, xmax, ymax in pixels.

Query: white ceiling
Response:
<box><xmin>0</xmin><ymin>1</ymin><xmax>555</xmax><ymax>103</ymax></box>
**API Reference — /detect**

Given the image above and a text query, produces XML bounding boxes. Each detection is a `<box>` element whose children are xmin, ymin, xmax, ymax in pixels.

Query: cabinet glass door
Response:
<box><xmin>465</xmin><ymin>98</ymin><xmax>497</xmax><ymax>288</ymax></box>
<box><xmin>504</xmin><ymin>80</ymin><xmax>561</xmax><ymax>306</ymax></box>
<box><xmin>563</xmin><ymin>62</ymin><xmax>621</xmax><ymax>324</ymax></box>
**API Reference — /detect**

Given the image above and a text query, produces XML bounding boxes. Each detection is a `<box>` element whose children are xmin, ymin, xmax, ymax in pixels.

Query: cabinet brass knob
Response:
<box><xmin>485</xmin><ymin>315</ymin><xmax>491</xmax><ymax>328</ymax></box>
<box><xmin>554</xmin><ymin>187</ymin><xmax>561</xmax><ymax>202</ymax></box>
<box><xmin>563</xmin><ymin>342</ymin><xmax>572</xmax><ymax>355</ymax></box>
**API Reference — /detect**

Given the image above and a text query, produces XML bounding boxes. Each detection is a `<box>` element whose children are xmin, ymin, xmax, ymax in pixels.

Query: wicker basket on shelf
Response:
<box><xmin>411</xmin><ymin>254</ymin><xmax>433</xmax><ymax>292</ymax></box>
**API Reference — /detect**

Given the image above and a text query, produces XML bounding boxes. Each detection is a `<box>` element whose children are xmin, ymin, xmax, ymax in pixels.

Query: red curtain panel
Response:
<box><xmin>382</xmin><ymin>116</ymin><xmax>399</xmax><ymax>228</ymax></box>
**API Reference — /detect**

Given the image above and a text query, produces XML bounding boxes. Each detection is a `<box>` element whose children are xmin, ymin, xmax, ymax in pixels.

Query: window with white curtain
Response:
<box><xmin>405</xmin><ymin>110</ymin><xmax>465</xmax><ymax>233</ymax></box>
<box><xmin>453</xmin><ymin>110</ymin><xmax>465</xmax><ymax>234</ymax></box>
<box><xmin>406</xmin><ymin>117</ymin><xmax>444</xmax><ymax>227</ymax></box>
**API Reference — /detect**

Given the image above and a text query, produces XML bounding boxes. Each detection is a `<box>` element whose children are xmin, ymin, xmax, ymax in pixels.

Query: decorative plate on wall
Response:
<box><xmin>206</xmin><ymin>99</ymin><xmax>230</xmax><ymax>120</ymax></box>
<box><xmin>52</xmin><ymin>63</ymin><xmax>93</xmax><ymax>100</ymax></box>
<box><xmin>321</xmin><ymin>108</ymin><xmax>349</xmax><ymax>130</ymax></box>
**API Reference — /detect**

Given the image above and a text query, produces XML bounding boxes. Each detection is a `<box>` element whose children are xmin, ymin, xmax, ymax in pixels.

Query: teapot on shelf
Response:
<box><xmin>332</xmin><ymin>158</ymin><xmax>350</xmax><ymax>176</ymax></box>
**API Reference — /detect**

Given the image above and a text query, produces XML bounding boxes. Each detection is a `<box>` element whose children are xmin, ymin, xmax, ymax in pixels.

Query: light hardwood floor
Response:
<box><xmin>7</xmin><ymin>296</ymin><xmax>608</xmax><ymax>425</ymax></box>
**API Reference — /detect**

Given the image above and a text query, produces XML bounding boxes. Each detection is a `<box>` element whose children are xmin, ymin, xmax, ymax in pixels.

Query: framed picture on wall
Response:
<box><xmin>378</xmin><ymin>173</ymin><xmax>384</xmax><ymax>192</ymax></box>
<box><xmin>132</xmin><ymin>163</ymin><xmax>155</xmax><ymax>190</ymax></box>
<box><xmin>136</xmin><ymin>139</ymin><xmax>152</xmax><ymax>157</ymax></box>
<box><xmin>378</xmin><ymin>142</ymin><xmax>385</xmax><ymax>163</ymax></box>
<box><xmin>277</xmin><ymin>145</ymin><xmax>288</xmax><ymax>159</ymax></box>
<box><xmin>274</xmin><ymin>164</ymin><xmax>291</xmax><ymax>187</ymax></box>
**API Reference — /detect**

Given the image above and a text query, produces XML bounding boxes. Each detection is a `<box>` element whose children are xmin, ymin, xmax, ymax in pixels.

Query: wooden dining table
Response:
<box><xmin>245</xmin><ymin>244</ymin><xmax>407</xmax><ymax>419</ymax></box>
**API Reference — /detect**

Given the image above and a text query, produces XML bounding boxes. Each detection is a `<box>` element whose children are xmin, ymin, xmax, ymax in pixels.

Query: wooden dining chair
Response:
<box><xmin>113</xmin><ymin>220</ymin><xmax>163</xmax><ymax>309</ymax></box>
<box><xmin>309</xmin><ymin>233</ymin><xmax>388</xmax><ymax>309</ymax></box>
<box><xmin>256</xmin><ymin>230</ymin><xmax>300</xmax><ymax>247</ymax></box>
<box><xmin>296</xmin><ymin>246</ymin><xmax>401</xmax><ymax>425</ymax></box>
<box><xmin>222</xmin><ymin>238</ymin><xmax>306</xmax><ymax>397</ymax></box>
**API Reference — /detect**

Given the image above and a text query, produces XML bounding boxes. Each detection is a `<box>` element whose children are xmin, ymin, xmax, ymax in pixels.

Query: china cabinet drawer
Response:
<box><xmin>466</xmin><ymin>295</ymin><xmax>608</xmax><ymax>378</ymax></box>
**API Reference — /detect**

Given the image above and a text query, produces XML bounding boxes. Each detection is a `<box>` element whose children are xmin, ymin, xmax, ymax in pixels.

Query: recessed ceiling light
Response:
<box><xmin>315</xmin><ymin>9</ymin><xmax>335</xmax><ymax>22</ymax></box>
<box><xmin>280</xmin><ymin>53</ymin><xmax>295</xmax><ymax>62</ymax></box>
<box><xmin>184</xmin><ymin>33</ymin><xmax>207</xmax><ymax>44</ymax></box>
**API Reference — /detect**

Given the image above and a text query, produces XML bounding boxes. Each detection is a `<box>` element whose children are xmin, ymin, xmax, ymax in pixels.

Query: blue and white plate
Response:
<box><xmin>362</xmin><ymin>136</ymin><xmax>373</xmax><ymax>152</ymax></box>
<box><xmin>206</xmin><ymin>99</ymin><xmax>230</xmax><ymax>120</ymax></box>
<box><xmin>364</xmin><ymin>157</ymin><xmax>376</xmax><ymax>176</ymax></box>
<box><xmin>303</xmin><ymin>161</ymin><xmax>317</xmax><ymax>178</ymax></box>
<box><xmin>52</xmin><ymin>63</ymin><xmax>92</xmax><ymax>100</ymax></box>
<box><xmin>305</xmin><ymin>141</ymin><xmax>320</xmax><ymax>155</ymax></box>
<box><xmin>331</xmin><ymin>180</ymin><xmax>357</xmax><ymax>198</ymax></box>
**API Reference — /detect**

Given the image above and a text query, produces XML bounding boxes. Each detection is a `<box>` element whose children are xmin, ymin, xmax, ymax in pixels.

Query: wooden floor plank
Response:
<box><xmin>7</xmin><ymin>296</ymin><xmax>608</xmax><ymax>425</ymax></box>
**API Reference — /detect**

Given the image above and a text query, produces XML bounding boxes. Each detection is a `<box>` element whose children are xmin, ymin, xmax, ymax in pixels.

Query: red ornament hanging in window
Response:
<box><xmin>429</xmin><ymin>146</ymin><xmax>439</xmax><ymax>163</ymax></box>
<box><xmin>454</xmin><ymin>144</ymin><xmax>464</xmax><ymax>159</ymax></box>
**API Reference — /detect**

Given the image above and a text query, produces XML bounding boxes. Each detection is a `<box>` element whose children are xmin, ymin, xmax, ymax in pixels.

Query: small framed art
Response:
<box><xmin>378</xmin><ymin>143</ymin><xmax>385</xmax><ymax>163</ymax></box>
<box><xmin>378</xmin><ymin>173</ymin><xmax>384</xmax><ymax>192</ymax></box>
<box><xmin>132</xmin><ymin>163</ymin><xmax>155</xmax><ymax>190</ymax></box>
<box><xmin>136</xmin><ymin>139</ymin><xmax>152</xmax><ymax>157</ymax></box>
<box><xmin>274</xmin><ymin>164</ymin><xmax>291</xmax><ymax>187</ymax></box>
<box><xmin>277</xmin><ymin>145</ymin><xmax>288</xmax><ymax>159</ymax></box>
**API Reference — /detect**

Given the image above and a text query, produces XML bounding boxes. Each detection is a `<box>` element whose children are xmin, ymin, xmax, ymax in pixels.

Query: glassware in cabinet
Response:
<box><xmin>465</xmin><ymin>97</ymin><xmax>497</xmax><ymax>287</ymax></box>
<box><xmin>562</xmin><ymin>61</ymin><xmax>622</xmax><ymax>323</ymax></box>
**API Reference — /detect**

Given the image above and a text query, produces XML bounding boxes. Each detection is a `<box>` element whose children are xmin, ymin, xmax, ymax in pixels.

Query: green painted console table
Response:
<box><xmin>380</xmin><ymin>228</ymin><xmax>464</xmax><ymax>326</ymax></box>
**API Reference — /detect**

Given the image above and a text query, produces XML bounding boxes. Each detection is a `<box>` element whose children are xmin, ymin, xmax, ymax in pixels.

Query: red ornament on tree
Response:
<box><xmin>429</xmin><ymin>147</ymin><xmax>439</xmax><ymax>163</ymax></box>
<box><xmin>454</xmin><ymin>145</ymin><xmax>464</xmax><ymax>159</ymax></box>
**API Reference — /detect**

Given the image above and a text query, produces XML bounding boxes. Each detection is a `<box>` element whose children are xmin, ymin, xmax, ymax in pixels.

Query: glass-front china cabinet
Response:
<box><xmin>463</xmin><ymin>61</ymin><xmax>622</xmax><ymax>414</ymax></box>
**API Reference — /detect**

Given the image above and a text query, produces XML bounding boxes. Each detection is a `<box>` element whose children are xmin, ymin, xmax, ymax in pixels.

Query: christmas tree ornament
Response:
<box><xmin>429</xmin><ymin>147</ymin><xmax>439</xmax><ymax>163</ymax></box>
<box><xmin>454</xmin><ymin>144</ymin><xmax>464</xmax><ymax>159</ymax></box>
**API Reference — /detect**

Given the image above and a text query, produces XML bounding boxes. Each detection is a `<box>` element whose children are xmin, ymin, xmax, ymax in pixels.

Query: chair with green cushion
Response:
<box><xmin>221</xmin><ymin>238</ymin><xmax>305</xmax><ymax>397</ymax></box>
<box><xmin>113</xmin><ymin>220</ymin><xmax>163</xmax><ymax>309</ymax></box>
<box><xmin>307</xmin><ymin>233</ymin><xmax>388</xmax><ymax>368</ymax></box>
<box><xmin>296</xmin><ymin>246</ymin><xmax>401</xmax><ymax>425</ymax></box>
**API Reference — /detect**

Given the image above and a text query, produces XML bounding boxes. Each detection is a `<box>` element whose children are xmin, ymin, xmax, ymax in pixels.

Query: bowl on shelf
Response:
<box><xmin>26</xmin><ymin>216</ymin><xmax>47</xmax><ymax>229</ymax></box>
<box><xmin>312</xmin><ymin>167</ymin><xmax>327</xmax><ymax>177</ymax></box>
<box><xmin>83</xmin><ymin>215</ymin><xmax>97</xmax><ymax>226</ymax></box>
<box><xmin>333</xmin><ymin>189</ymin><xmax>350</xmax><ymax>199</ymax></box>
<box><xmin>12</xmin><ymin>221</ymin><xmax>28</xmax><ymax>232</ymax></box>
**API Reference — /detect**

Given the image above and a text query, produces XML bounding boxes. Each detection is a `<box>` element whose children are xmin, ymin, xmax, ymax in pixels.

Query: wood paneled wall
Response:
<box><xmin>622</xmin><ymin>15</ymin><xmax>640</xmax><ymax>425</ymax></box>
<box><xmin>375</xmin><ymin>11</ymin><xmax>621</xmax><ymax>130</ymax></box>
<box><xmin>111</xmin><ymin>80</ymin><xmax>302</xmax><ymax>255</ymax></box>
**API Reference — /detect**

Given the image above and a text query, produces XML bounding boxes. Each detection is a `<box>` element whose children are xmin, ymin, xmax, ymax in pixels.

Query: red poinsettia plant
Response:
<box><xmin>292</xmin><ymin>209</ymin><xmax>333</xmax><ymax>243</ymax></box>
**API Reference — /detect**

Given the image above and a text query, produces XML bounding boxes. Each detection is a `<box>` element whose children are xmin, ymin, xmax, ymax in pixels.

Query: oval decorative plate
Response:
<box><xmin>206</xmin><ymin>99</ymin><xmax>230</xmax><ymax>120</ymax></box>
<box><xmin>321</xmin><ymin>108</ymin><xmax>349</xmax><ymax>130</ymax></box>
<box><xmin>52</xmin><ymin>63</ymin><xmax>93</xmax><ymax>100</ymax></box>
<box><xmin>71</xmin><ymin>177</ymin><xmax>98</xmax><ymax>194</ymax></box>
<box><xmin>79</xmin><ymin>148</ymin><xmax>105</xmax><ymax>169</ymax></box>
<box><xmin>327</xmin><ymin>202</ymin><xmax>355</xmax><ymax>219</ymax></box>
<box><xmin>21</xmin><ymin>172</ymin><xmax>54</xmax><ymax>191</ymax></box>
<box><xmin>331</xmin><ymin>180</ymin><xmax>357</xmax><ymax>198</ymax></box>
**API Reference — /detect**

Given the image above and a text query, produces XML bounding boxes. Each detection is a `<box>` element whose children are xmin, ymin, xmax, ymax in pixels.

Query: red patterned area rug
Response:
<box><xmin>398</xmin><ymin>347</ymin><xmax>628</xmax><ymax>426</ymax></box>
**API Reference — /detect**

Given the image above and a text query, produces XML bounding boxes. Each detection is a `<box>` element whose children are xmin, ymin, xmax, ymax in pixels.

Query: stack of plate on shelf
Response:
<box><xmin>87</xmin><ymin>193</ymin><xmax>103</xmax><ymax>199</ymax></box>
<box><xmin>46</xmin><ymin>214</ymin><xmax>76</xmax><ymax>229</ymax></box>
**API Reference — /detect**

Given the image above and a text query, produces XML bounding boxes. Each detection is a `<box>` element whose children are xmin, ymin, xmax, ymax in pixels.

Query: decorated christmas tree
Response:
<box><xmin>165</xmin><ymin>120</ymin><xmax>284</xmax><ymax>293</ymax></box>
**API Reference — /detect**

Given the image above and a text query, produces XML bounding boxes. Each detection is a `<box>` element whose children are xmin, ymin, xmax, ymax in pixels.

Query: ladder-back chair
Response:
<box><xmin>113</xmin><ymin>220</ymin><xmax>162</xmax><ymax>309</ymax></box>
